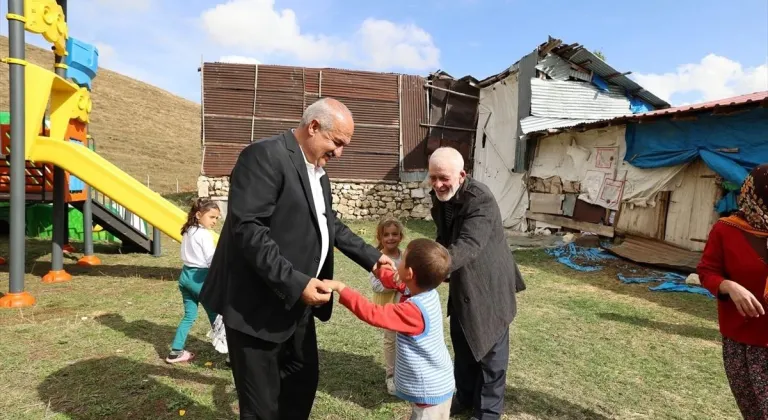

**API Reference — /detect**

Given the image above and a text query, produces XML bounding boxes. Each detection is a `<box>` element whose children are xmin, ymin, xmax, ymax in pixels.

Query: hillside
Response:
<box><xmin>0</xmin><ymin>36</ymin><xmax>201</xmax><ymax>194</ymax></box>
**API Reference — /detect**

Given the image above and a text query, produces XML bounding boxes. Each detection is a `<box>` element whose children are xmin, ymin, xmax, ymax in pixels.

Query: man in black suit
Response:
<box><xmin>427</xmin><ymin>147</ymin><xmax>526</xmax><ymax>420</ymax></box>
<box><xmin>200</xmin><ymin>98</ymin><xmax>393</xmax><ymax>420</ymax></box>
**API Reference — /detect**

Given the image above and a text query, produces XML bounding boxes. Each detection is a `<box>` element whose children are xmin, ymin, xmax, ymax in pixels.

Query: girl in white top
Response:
<box><xmin>166</xmin><ymin>198</ymin><xmax>220</xmax><ymax>364</ymax></box>
<box><xmin>369</xmin><ymin>217</ymin><xmax>407</xmax><ymax>395</ymax></box>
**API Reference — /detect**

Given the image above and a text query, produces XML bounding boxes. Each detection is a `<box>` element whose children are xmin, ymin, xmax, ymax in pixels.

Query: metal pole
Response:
<box><xmin>152</xmin><ymin>227</ymin><xmax>161</xmax><ymax>257</ymax></box>
<box><xmin>1</xmin><ymin>0</ymin><xmax>35</xmax><ymax>307</ymax></box>
<box><xmin>77</xmin><ymin>136</ymin><xmax>99</xmax><ymax>266</ymax></box>
<box><xmin>44</xmin><ymin>0</ymin><xmax>71</xmax><ymax>283</ymax></box>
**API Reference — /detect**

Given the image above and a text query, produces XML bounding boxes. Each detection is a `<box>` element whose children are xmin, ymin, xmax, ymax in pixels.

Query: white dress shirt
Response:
<box><xmin>298</xmin><ymin>145</ymin><xmax>330</xmax><ymax>278</ymax></box>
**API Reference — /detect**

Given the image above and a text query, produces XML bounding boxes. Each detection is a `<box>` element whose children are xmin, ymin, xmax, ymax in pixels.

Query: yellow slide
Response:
<box><xmin>28</xmin><ymin>138</ymin><xmax>217</xmax><ymax>244</ymax></box>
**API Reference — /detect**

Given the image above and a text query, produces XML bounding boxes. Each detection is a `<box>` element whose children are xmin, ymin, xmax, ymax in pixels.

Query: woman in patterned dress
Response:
<box><xmin>698</xmin><ymin>163</ymin><xmax>768</xmax><ymax>419</ymax></box>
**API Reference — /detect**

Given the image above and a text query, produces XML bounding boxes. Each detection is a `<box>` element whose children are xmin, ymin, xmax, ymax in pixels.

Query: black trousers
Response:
<box><xmin>225</xmin><ymin>316</ymin><xmax>319</xmax><ymax>420</ymax></box>
<box><xmin>450</xmin><ymin>315</ymin><xmax>509</xmax><ymax>420</ymax></box>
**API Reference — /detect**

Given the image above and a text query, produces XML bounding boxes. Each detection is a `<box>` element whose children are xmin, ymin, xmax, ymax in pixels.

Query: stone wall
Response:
<box><xmin>197</xmin><ymin>176</ymin><xmax>433</xmax><ymax>220</ymax></box>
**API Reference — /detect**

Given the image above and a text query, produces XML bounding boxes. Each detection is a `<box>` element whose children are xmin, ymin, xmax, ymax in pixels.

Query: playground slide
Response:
<box><xmin>29</xmin><ymin>138</ymin><xmax>209</xmax><ymax>244</ymax></box>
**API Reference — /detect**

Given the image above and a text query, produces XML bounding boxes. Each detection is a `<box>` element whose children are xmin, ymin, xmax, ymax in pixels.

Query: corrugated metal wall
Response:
<box><xmin>201</xmin><ymin>63</ymin><xmax>428</xmax><ymax>180</ymax></box>
<box><xmin>401</xmin><ymin>75</ymin><xmax>429</xmax><ymax>170</ymax></box>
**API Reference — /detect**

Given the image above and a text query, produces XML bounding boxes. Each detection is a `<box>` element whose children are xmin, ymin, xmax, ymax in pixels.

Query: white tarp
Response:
<box><xmin>529</xmin><ymin>126</ymin><xmax>687</xmax><ymax>208</ymax></box>
<box><xmin>473</xmin><ymin>73</ymin><xmax>528</xmax><ymax>231</ymax></box>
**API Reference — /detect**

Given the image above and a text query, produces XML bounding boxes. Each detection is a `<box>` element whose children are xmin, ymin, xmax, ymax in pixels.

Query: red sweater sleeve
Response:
<box><xmin>697</xmin><ymin>222</ymin><xmax>726</xmax><ymax>297</ymax></box>
<box><xmin>378</xmin><ymin>270</ymin><xmax>407</xmax><ymax>294</ymax></box>
<box><xmin>338</xmin><ymin>288</ymin><xmax>424</xmax><ymax>336</ymax></box>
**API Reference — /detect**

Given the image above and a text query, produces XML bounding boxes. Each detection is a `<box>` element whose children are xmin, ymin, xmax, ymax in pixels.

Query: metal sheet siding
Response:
<box><xmin>339</xmin><ymin>97</ymin><xmax>399</xmax><ymax>126</ymax></box>
<box><xmin>554</xmin><ymin>47</ymin><xmax>669</xmax><ymax>109</ymax></box>
<box><xmin>322</xmin><ymin>70</ymin><xmax>400</xmax><ymax>102</ymax></box>
<box><xmin>325</xmin><ymin>126</ymin><xmax>400</xmax><ymax>180</ymax></box>
<box><xmin>201</xmin><ymin>62</ymin><xmax>406</xmax><ymax>180</ymax></box>
<box><xmin>535</xmin><ymin>54</ymin><xmax>590</xmax><ymax>82</ymax></box>
<box><xmin>255</xmin><ymin>65</ymin><xmax>305</xmax><ymax>120</ymax></box>
<box><xmin>202</xmin><ymin>63</ymin><xmax>256</xmax><ymax>117</ymax></box>
<box><xmin>520</xmin><ymin>116</ymin><xmax>598</xmax><ymax>134</ymax></box>
<box><xmin>401</xmin><ymin>75</ymin><xmax>429</xmax><ymax>170</ymax></box>
<box><xmin>530</xmin><ymin>78</ymin><xmax>631</xmax><ymax>120</ymax></box>
<box><xmin>203</xmin><ymin>116</ymin><xmax>253</xmax><ymax>144</ymax></box>
<box><xmin>203</xmin><ymin>143</ymin><xmax>246</xmax><ymax>176</ymax></box>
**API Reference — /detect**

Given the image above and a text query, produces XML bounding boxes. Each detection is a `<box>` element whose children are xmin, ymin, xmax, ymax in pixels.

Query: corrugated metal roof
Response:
<box><xmin>535</xmin><ymin>54</ymin><xmax>590</xmax><ymax>82</ymax></box>
<box><xmin>551</xmin><ymin>43</ymin><xmax>669</xmax><ymax>109</ymax></box>
<box><xmin>530</xmin><ymin>78</ymin><xmax>631</xmax><ymax>120</ymax></box>
<box><xmin>638</xmin><ymin>90</ymin><xmax>768</xmax><ymax>117</ymax></box>
<box><xmin>475</xmin><ymin>37</ymin><xmax>670</xmax><ymax>109</ymax></box>
<box><xmin>520</xmin><ymin>116</ymin><xmax>598</xmax><ymax>134</ymax></box>
<box><xmin>524</xmin><ymin>90</ymin><xmax>768</xmax><ymax>135</ymax></box>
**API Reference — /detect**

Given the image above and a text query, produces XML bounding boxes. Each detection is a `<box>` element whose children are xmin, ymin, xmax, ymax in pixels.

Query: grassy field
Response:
<box><xmin>0</xmin><ymin>217</ymin><xmax>740</xmax><ymax>419</ymax></box>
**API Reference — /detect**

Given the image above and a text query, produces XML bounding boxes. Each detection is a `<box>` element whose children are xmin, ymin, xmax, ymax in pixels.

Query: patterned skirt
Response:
<box><xmin>723</xmin><ymin>336</ymin><xmax>768</xmax><ymax>419</ymax></box>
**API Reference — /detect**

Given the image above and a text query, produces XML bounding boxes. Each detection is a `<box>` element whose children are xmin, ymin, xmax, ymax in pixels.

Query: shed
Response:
<box><xmin>524</xmin><ymin>91</ymin><xmax>768</xmax><ymax>260</ymax></box>
<box><xmin>466</xmin><ymin>36</ymin><xmax>669</xmax><ymax>231</ymax></box>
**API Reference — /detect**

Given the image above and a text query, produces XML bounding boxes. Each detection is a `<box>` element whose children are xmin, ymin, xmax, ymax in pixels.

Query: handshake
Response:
<box><xmin>300</xmin><ymin>267</ymin><xmax>399</xmax><ymax>306</ymax></box>
<box><xmin>299</xmin><ymin>278</ymin><xmax>347</xmax><ymax>306</ymax></box>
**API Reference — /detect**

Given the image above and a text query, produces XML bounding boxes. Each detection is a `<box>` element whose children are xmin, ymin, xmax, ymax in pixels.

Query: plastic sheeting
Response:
<box><xmin>625</xmin><ymin>108</ymin><xmax>768</xmax><ymax>212</ymax></box>
<box><xmin>545</xmin><ymin>243</ymin><xmax>616</xmax><ymax>272</ymax></box>
<box><xmin>529</xmin><ymin>126</ymin><xmax>687</xmax><ymax>208</ymax></box>
<box><xmin>473</xmin><ymin>73</ymin><xmax>529</xmax><ymax>231</ymax></box>
<box><xmin>618</xmin><ymin>271</ymin><xmax>714</xmax><ymax>298</ymax></box>
<box><xmin>547</xmin><ymin>244</ymin><xmax>714</xmax><ymax>298</ymax></box>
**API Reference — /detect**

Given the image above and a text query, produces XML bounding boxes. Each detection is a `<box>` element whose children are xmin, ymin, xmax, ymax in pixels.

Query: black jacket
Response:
<box><xmin>200</xmin><ymin>130</ymin><xmax>381</xmax><ymax>343</ymax></box>
<box><xmin>431</xmin><ymin>177</ymin><xmax>526</xmax><ymax>360</ymax></box>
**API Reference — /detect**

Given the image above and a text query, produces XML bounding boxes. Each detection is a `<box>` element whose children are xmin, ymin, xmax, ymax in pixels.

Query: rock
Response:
<box><xmin>410</xmin><ymin>188</ymin><xmax>425</xmax><ymax>199</ymax></box>
<box><xmin>685</xmin><ymin>273</ymin><xmax>701</xmax><ymax>285</ymax></box>
<box><xmin>197</xmin><ymin>179</ymin><xmax>210</xmax><ymax>198</ymax></box>
<box><xmin>402</xmin><ymin>201</ymin><xmax>414</xmax><ymax>210</ymax></box>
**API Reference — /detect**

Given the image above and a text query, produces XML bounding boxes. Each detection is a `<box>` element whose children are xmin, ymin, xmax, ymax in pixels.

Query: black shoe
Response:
<box><xmin>450</xmin><ymin>396</ymin><xmax>472</xmax><ymax>416</ymax></box>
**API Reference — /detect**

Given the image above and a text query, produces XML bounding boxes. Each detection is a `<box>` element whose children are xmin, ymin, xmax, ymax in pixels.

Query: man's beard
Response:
<box><xmin>435</xmin><ymin>184</ymin><xmax>459</xmax><ymax>202</ymax></box>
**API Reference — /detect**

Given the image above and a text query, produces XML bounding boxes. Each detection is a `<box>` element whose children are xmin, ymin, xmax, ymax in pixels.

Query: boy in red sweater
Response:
<box><xmin>324</xmin><ymin>238</ymin><xmax>455</xmax><ymax>420</ymax></box>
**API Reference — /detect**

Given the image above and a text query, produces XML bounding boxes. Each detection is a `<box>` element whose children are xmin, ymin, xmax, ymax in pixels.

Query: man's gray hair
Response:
<box><xmin>429</xmin><ymin>147</ymin><xmax>465</xmax><ymax>173</ymax></box>
<box><xmin>299</xmin><ymin>98</ymin><xmax>351</xmax><ymax>131</ymax></box>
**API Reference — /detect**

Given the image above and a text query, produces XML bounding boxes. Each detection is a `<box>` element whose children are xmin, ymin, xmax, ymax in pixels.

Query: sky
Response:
<box><xmin>2</xmin><ymin>0</ymin><xmax>767</xmax><ymax>106</ymax></box>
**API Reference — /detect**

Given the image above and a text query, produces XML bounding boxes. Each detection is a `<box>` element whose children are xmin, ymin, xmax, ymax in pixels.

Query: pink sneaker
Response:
<box><xmin>165</xmin><ymin>350</ymin><xmax>195</xmax><ymax>364</ymax></box>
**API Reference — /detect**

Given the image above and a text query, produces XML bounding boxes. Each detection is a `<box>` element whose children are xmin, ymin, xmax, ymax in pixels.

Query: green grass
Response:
<box><xmin>0</xmin><ymin>218</ymin><xmax>740</xmax><ymax>419</ymax></box>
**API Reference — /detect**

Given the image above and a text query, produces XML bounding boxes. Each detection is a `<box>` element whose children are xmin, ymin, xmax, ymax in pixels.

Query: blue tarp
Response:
<box><xmin>649</xmin><ymin>282</ymin><xmax>715</xmax><ymax>299</ymax></box>
<box><xmin>618</xmin><ymin>271</ymin><xmax>714</xmax><ymax>298</ymax></box>
<box><xmin>629</xmin><ymin>96</ymin><xmax>654</xmax><ymax>114</ymax></box>
<box><xmin>625</xmin><ymin>107</ymin><xmax>768</xmax><ymax>212</ymax></box>
<box><xmin>547</xmin><ymin>244</ymin><xmax>714</xmax><ymax>298</ymax></box>
<box><xmin>545</xmin><ymin>243</ymin><xmax>616</xmax><ymax>272</ymax></box>
<box><xmin>591</xmin><ymin>74</ymin><xmax>610</xmax><ymax>92</ymax></box>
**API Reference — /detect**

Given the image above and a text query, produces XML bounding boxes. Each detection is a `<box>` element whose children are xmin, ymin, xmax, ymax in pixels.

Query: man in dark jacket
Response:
<box><xmin>200</xmin><ymin>98</ymin><xmax>393</xmax><ymax>420</ymax></box>
<box><xmin>428</xmin><ymin>147</ymin><xmax>526</xmax><ymax>420</ymax></box>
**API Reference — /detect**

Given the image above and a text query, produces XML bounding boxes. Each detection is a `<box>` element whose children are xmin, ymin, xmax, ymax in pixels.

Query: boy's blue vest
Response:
<box><xmin>394</xmin><ymin>289</ymin><xmax>455</xmax><ymax>405</ymax></box>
